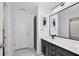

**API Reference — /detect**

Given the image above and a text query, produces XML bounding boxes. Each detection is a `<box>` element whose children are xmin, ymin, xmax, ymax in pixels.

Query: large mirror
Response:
<box><xmin>49</xmin><ymin>3</ymin><xmax>79</xmax><ymax>41</ymax></box>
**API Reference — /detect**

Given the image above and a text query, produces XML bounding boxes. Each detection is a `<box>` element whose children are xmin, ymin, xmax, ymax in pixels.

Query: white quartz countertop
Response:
<box><xmin>41</xmin><ymin>35</ymin><xmax>79</xmax><ymax>55</ymax></box>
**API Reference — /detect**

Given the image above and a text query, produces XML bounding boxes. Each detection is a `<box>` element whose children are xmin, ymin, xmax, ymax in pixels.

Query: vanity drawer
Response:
<box><xmin>41</xmin><ymin>39</ymin><xmax>48</xmax><ymax>46</ymax></box>
<box><xmin>56</xmin><ymin>46</ymin><xmax>78</xmax><ymax>56</ymax></box>
<box><xmin>51</xmin><ymin>44</ymin><xmax>55</xmax><ymax>50</ymax></box>
<box><xmin>49</xmin><ymin>42</ymin><xmax>55</xmax><ymax>48</ymax></box>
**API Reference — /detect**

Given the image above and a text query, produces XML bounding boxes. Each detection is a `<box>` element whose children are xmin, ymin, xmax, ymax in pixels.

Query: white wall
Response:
<box><xmin>70</xmin><ymin>19</ymin><xmax>79</xmax><ymax>39</ymax></box>
<box><xmin>0</xmin><ymin>2</ymin><xmax>3</xmax><ymax>56</ymax></box>
<box><xmin>58</xmin><ymin>3</ymin><xmax>79</xmax><ymax>38</ymax></box>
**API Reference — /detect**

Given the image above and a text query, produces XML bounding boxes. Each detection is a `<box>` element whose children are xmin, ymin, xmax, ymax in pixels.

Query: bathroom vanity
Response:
<box><xmin>41</xmin><ymin>38</ymin><xmax>79</xmax><ymax>56</ymax></box>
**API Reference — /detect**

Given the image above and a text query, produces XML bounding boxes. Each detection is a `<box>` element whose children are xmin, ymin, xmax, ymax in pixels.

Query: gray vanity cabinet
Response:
<box><xmin>41</xmin><ymin>39</ymin><xmax>78</xmax><ymax>56</ymax></box>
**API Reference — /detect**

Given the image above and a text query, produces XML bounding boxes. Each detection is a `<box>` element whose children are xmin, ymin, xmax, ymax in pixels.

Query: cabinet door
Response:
<box><xmin>48</xmin><ymin>43</ymin><xmax>56</xmax><ymax>56</ymax></box>
<box><xmin>41</xmin><ymin>39</ymin><xmax>49</xmax><ymax>56</ymax></box>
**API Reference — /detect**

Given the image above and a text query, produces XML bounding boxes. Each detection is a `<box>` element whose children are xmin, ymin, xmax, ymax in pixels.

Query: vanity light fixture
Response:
<box><xmin>43</xmin><ymin>17</ymin><xmax>47</xmax><ymax>26</ymax></box>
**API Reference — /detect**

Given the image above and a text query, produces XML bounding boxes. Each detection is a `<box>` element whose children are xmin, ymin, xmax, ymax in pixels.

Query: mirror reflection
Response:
<box><xmin>49</xmin><ymin>3</ymin><xmax>79</xmax><ymax>41</ymax></box>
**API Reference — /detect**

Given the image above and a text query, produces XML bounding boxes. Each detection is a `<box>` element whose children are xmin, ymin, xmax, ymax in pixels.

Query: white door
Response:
<box><xmin>14</xmin><ymin>10</ymin><xmax>28</xmax><ymax>49</ymax></box>
<box><xmin>0</xmin><ymin>2</ymin><xmax>3</xmax><ymax>56</ymax></box>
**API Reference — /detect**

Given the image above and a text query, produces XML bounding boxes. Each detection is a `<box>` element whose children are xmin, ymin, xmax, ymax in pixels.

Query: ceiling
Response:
<box><xmin>10</xmin><ymin>2</ymin><xmax>60</xmax><ymax>15</ymax></box>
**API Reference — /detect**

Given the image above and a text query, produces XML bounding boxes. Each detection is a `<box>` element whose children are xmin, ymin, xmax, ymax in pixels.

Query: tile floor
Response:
<box><xmin>14</xmin><ymin>48</ymin><xmax>44</xmax><ymax>56</ymax></box>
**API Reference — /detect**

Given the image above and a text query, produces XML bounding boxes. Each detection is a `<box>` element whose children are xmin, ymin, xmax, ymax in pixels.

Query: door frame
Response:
<box><xmin>34</xmin><ymin>15</ymin><xmax>37</xmax><ymax>51</ymax></box>
<box><xmin>3</xmin><ymin>2</ymin><xmax>14</xmax><ymax>56</ymax></box>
